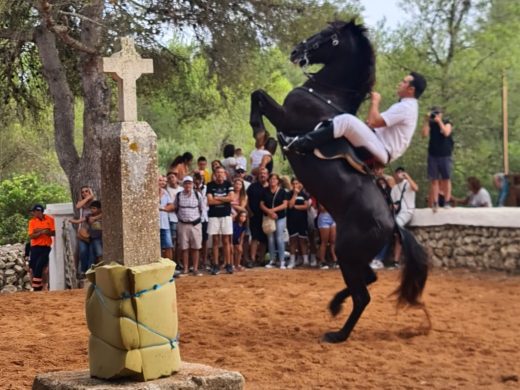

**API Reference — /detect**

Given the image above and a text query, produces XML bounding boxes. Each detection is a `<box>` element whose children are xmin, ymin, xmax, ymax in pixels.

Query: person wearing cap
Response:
<box><xmin>174</xmin><ymin>176</ymin><xmax>203</xmax><ymax>276</ymax></box>
<box><xmin>234</xmin><ymin>165</ymin><xmax>251</xmax><ymax>190</ymax></box>
<box><xmin>390</xmin><ymin>167</ymin><xmax>418</xmax><ymax>265</ymax></box>
<box><xmin>27</xmin><ymin>204</ymin><xmax>55</xmax><ymax>291</ymax></box>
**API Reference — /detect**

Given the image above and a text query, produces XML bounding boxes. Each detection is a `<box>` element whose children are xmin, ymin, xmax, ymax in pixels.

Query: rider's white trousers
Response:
<box><xmin>332</xmin><ymin>114</ymin><xmax>389</xmax><ymax>164</ymax></box>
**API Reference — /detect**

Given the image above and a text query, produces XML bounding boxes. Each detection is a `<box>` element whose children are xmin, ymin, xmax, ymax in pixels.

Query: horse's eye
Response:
<box><xmin>312</xmin><ymin>43</ymin><xmax>319</xmax><ymax>49</ymax></box>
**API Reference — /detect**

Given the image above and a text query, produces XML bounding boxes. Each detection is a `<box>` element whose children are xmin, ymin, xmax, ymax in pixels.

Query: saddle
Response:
<box><xmin>278</xmin><ymin>133</ymin><xmax>380</xmax><ymax>175</ymax></box>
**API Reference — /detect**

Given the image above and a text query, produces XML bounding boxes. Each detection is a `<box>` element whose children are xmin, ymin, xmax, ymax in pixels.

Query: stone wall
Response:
<box><xmin>409</xmin><ymin>208</ymin><xmax>520</xmax><ymax>272</ymax></box>
<box><xmin>0</xmin><ymin>244</ymin><xmax>32</xmax><ymax>293</ymax></box>
<box><xmin>409</xmin><ymin>225</ymin><xmax>520</xmax><ymax>271</ymax></box>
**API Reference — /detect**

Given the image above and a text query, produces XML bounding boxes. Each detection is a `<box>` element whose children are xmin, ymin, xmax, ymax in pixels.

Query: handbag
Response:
<box><xmin>262</xmin><ymin>188</ymin><xmax>279</xmax><ymax>235</ymax></box>
<box><xmin>77</xmin><ymin>227</ymin><xmax>90</xmax><ymax>242</ymax></box>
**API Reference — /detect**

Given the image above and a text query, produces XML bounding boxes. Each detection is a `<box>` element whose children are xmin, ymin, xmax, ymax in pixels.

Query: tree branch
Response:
<box><xmin>38</xmin><ymin>0</ymin><xmax>97</xmax><ymax>54</ymax></box>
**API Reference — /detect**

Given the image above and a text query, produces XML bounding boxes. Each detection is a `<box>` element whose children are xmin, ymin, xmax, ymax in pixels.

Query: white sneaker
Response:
<box><xmin>370</xmin><ymin>259</ymin><xmax>384</xmax><ymax>270</ymax></box>
<box><xmin>265</xmin><ymin>261</ymin><xmax>276</xmax><ymax>269</ymax></box>
<box><xmin>280</xmin><ymin>264</ymin><xmax>287</xmax><ymax>270</ymax></box>
<box><xmin>287</xmin><ymin>259</ymin><xmax>296</xmax><ymax>269</ymax></box>
<box><xmin>310</xmin><ymin>258</ymin><xmax>317</xmax><ymax>267</ymax></box>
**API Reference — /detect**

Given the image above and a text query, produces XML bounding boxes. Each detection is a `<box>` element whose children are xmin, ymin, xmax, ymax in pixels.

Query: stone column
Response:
<box><xmin>101</xmin><ymin>122</ymin><xmax>160</xmax><ymax>265</ymax></box>
<box><xmin>101</xmin><ymin>37</ymin><xmax>159</xmax><ymax>266</ymax></box>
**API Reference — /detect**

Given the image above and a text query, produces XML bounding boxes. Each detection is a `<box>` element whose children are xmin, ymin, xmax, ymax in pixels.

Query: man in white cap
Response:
<box><xmin>173</xmin><ymin>176</ymin><xmax>203</xmax><ymax>276</ymax></box>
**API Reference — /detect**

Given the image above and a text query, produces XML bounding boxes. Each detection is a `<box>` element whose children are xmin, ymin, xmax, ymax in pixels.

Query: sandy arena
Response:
<box><xmin>1</xmin><ymin>268</ymin><xmax>519</xmax><ymax>389</ymax></box>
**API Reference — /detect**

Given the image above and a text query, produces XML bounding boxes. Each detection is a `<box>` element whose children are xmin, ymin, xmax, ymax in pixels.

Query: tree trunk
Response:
<box><xmin>34</xmin><ymin>0</ymin><xmax>109</xmax><ymax>210</ymax></box>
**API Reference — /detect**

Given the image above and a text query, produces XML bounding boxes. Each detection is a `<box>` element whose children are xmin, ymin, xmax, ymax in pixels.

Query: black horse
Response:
<box><xmin>250</xmin><ymin>20</ymin><xmax>429</xmax><ymax>343</ymax></box>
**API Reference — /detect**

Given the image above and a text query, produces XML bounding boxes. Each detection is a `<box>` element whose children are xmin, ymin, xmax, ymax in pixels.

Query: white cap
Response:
<box><xmin>182</xmin><ymin>175</ymin><xmax>193</xmax><ymax>183</ymax></box>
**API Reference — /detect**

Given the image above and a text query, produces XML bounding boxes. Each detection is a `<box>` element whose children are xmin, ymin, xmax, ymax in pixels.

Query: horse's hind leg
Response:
<box><xmin>329</xmin><ymin>264</ymin><xmax>377</xmax><ymax>317</ymax></box>
<box><xmin>324</xmin><ymin>264</ymin><xmax>371</xmax><ymax>343</ymax></box>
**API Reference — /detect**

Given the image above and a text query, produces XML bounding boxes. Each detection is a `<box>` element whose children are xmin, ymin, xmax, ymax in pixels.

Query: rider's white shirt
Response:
<box><xmin>375</xmin><ymin>97</ymin><xmax>418</xmax><ymax>162</ymax></box>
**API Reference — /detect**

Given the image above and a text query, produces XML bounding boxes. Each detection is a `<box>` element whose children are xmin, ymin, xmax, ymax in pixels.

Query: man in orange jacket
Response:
<box><xmin>27</xmin><ymin>204</ymin><xmax>55</xmax><ymax>291</ymax></box>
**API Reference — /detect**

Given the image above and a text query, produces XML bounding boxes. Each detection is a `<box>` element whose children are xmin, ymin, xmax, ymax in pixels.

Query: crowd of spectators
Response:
<box><xmin>153</xmin><ymin>143</ymin><xmax>339</xmax><ymax>276</ymax></box>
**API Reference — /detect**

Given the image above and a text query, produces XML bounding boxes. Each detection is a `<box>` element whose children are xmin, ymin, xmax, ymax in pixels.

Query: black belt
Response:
<box><xmin>178</xmin><ymin>218</ymin><xmax>201</xmax><ymax>226</ymax></box>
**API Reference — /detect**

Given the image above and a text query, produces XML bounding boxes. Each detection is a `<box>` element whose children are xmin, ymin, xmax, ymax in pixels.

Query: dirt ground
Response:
<box><xmin>1</xmin><ymin>268</ymin><xmax>519</xmax><ymax>389</ymax></box>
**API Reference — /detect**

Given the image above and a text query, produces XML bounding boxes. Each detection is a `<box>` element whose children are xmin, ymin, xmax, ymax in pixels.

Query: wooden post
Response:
<box><xmin>502</xmin><ymin>71</ymin><xmax>509</xmax><ymax>174</ymax></box>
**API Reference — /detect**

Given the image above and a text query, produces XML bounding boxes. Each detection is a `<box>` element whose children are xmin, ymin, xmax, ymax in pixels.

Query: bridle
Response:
<box><xmin>296</xmin><ymin>26</ymin><xmax>370</xmax><ymax>102</ymax></box>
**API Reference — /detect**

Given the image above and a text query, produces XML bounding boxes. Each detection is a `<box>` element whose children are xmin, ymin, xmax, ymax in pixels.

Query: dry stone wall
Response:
<box><xmin>409</xmin><ymin>226</ymin><xmax>520</xmax><ymax>271</ymax></box>
<box><xmin>0</xmin><ymin>243</ymin><xmax>32</xmax><ymax>292</ymax></box>
<box><xmin>409</xmin><ymin>208</ymin><xmax>520</xmax><ymax>272</ymax></box>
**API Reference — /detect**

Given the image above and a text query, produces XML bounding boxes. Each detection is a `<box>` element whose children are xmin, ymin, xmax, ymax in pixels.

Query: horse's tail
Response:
<box><xmin>393</xmin><ymin>225</ymin><xmax>429</xmax><ymax>307</ymax></box>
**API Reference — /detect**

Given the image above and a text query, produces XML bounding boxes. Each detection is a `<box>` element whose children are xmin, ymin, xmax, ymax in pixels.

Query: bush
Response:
<box><xmin>0</xmin><ymin>173</ymin><xmax>70</xmax><ymax>244</ymax></box>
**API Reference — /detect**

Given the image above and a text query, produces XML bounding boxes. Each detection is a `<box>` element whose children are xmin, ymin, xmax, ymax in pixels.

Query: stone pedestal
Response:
<box><xmin>101</xmin><ymin>122</ymin><xmax>160</xmax><ymax>266</ymax></box>
<box><xmin>32</xmin><ymin>362</ymin><xmax>244</xmax><ymax>390</ymax></box>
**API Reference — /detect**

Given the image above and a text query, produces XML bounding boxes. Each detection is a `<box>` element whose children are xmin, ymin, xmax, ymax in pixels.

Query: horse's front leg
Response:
<box><xmin>250</xmin><ymin>89</ymin><xmax>286</xmax><ymax>138</ymax></box>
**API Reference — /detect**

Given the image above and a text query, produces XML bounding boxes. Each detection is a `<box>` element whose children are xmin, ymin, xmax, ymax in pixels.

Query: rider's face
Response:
<box><xmin>397</xmin><ymin>75</ymin><xmax>414</xmax><ymax>98</ymax></box>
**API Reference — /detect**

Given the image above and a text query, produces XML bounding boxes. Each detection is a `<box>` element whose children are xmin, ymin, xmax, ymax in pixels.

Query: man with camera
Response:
<box><xmin>422</xmin><ymin>106</ymin><xmax>453</xmax><ymax>211</ymax></box>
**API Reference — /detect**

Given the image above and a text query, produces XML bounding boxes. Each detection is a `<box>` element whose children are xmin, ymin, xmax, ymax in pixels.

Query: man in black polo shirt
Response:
<box><xmin>422</xmin><ymin>106</ymin><xmax>454</xmax><ymax>211</ymax></box>
<box><xmin>246</xmin><ymin>167</ymin><xmax>269</xmax><ymax>267</ymax></box>
<box><xmin>206</xmin><ymin>167</ymin><xmax>234</xmax><ymax>275</ymax></box>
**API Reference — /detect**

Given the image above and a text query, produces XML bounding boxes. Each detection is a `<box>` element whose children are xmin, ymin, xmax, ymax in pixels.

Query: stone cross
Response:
<box><xmin>101</xmin><ymin>37</ymin><xmax>160</xmax><ymax>266</ymax></box>
<box><xmin>103</xmin><ymin>37</ymin><xmax>153</xmax><ymax>122</ymax></box>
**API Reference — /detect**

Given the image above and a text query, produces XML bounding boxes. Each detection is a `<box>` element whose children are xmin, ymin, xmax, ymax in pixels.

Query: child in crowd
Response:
<box><xmin>88</xmin><ymin>200</ymin><xmax>103</xmax><ymax>263</ymax></box>
<box><xmin>232</xmin><ymin>211</ymin><xmax>248</xmax><ymax>271</ymax></box>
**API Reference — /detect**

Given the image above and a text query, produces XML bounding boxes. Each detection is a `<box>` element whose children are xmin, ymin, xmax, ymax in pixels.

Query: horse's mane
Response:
<box><xmin>330</xmin><ymin>19</ymin><xmax>376</xmax><ymax>93</ymax></box>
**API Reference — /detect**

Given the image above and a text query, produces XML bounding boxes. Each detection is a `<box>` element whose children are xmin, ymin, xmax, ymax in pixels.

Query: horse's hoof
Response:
<box><xmin>322</xmin><ymin>331</ymin><xmax>347</xmax><ymax>344</ymax></box>
<box><xmin>328</xmin><ymin>300</ymin><xmax>342</xmax><ymax>317</ymax></box>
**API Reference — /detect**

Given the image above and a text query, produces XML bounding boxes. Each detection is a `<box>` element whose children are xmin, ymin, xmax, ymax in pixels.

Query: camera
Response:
<box><xmin>430</xmin><ymin>111</ymin><xmax>440</xmax><ymax>120</ymax></box>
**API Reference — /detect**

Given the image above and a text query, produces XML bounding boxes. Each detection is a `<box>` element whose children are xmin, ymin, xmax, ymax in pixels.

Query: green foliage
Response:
<box><xmin>0</xmin><ymin>174</ymin><xmax>70</xmax><ymax>244</ymax></box>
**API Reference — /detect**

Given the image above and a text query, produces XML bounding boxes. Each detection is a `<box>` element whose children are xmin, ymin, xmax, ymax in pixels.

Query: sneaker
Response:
<box><xmin>443</xmin><ymin>203</ymin><xmax>452</xmax><ymax>209</ymax></box>
<box><xmin>310</xmin><ymin>258</ymin><xmax>318</xmax><ymax>267</ymax></box>
<box><xmin>245</xmin><ymin>261</ymin><xmax>254</xmax><ymax>269</ymax></box>
<box><xmin>265</xmin><ymin>261</ymin><xmax>276</xmax><ymax>269</ymax></box>
<box><xmin>287</xmin><ymin>259</ymin><xmax>296</xmax><ymax>269</ymax></box>
<box><xmin>225</xmin><ymin>264</ymin><xmax>234</xmax><ymax>274</ymax></box>
<box><xmin>211</xmin><ymin>265</ymin><xmax>220</xmax><ymax>275</ymax></box>
<box><xmin>370</xmin><ymin>259</ymin><xmax>384</xmax><ymax>270</ymax></box>
<box><xmin>280</xmin><ymin>264</ymin><xmax>287</xmax><ymax>270</ymax></box>
<box><xmin>319</xmin><ymin>262</ymin><xmax>329</xmax><ymax>270</ymax></box>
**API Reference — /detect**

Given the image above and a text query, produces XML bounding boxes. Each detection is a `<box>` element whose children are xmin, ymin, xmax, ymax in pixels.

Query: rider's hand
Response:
<box><xmin>370</xmin><ymin>92</ymin><xmax>381</xmax><ymax>104</ymax></box>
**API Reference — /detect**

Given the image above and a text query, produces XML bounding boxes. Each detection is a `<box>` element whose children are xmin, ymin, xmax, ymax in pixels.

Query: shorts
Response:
<box><xmin>207</xmin><ymin>216</ymin><xmax>233</xmax><ymax>236</ymax></box>
<box><xmin>288</xmin><ymin>218</ymin><xmax>308</xmax><ymax>238</ymax></box>
<box><xmin>160</xmin><ymin>228</ymin><xmax>173</xmax><ymax>249</ymax></box>
<box><xmin>177</xmin><ymin>222</ymin><xmax>202</xmax><ymax>250</ymax></box>
<box><xmin>249</xmin><ymin>215</ymin><xmax>267</xmax><ymax>243</ymax></box>
<box><xmin>317</xmin><ymin>212</ymin><xmax>336</xmax><ymax>229</ymax></box>
<box><xmin>427</xmin><ymin>155</ymin><xmax>453</xmax><ymax>180</ymax></box>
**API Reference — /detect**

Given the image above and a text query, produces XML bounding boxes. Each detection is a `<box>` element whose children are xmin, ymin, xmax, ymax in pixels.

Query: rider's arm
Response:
<box><xmin>366</xmin><ymin>92</ymin><xmax>387</xmax><ymax>128</ymax></box>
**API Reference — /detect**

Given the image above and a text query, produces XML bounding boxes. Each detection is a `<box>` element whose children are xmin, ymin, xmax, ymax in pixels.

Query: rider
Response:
<box><xmin>286</xmin><ymin>72</ymin><xmax>427</xmax><ymax>164</ymax></box>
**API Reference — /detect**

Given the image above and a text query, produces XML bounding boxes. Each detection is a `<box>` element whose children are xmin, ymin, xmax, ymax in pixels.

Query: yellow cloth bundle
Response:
<box><xmin>85</xmin><ymin>258</ymin><xmax>181</xmax><ymax>381</ymax></box>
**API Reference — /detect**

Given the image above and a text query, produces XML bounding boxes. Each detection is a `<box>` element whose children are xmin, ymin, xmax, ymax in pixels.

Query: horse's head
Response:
<box><xmin>289</xmin><ymin>20</ymin><xmax>375</xmax><ymax>93</ymax></box>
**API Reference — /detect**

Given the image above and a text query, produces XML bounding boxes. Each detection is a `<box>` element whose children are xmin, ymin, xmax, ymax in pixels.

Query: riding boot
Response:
<box><xmin>285</xmin><ymin>120</ymin><xmax>335</xmax><ymax>153</ymax></box>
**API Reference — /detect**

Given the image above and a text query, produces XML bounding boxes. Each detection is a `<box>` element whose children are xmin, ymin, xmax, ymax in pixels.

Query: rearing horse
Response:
<box><xmin>250</xmin><ymin>20</ymin><xmax>429</xmax><ymax>343</ymax></box>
